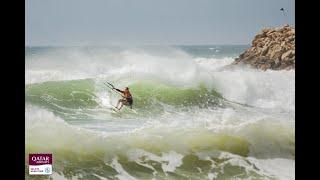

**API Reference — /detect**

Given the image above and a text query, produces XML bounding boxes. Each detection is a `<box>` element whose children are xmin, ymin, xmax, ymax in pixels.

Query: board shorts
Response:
<box><xmin>122</xmin><ymin>98</ymin><xmax>133</xmax><ymax>106</ymax></box>
<box><xmin>126</xmin><ymin>98</ymin><xmax>133</xmax><ymax>105</ymax></box>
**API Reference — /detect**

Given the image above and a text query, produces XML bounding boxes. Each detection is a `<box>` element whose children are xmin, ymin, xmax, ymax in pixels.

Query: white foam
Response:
<box><xmin>247</xmin><ymin>157</ymin><xmax>295</xmax><ymax>180</ymax></box>
<box><xmin>25</xmin><ymin>47</ymin><xmax>201</xmax><ymax>86</ymax></box>
<box><xmin>208</xmin><ymin>63</ymin><xmax>294</xmax><ymax>111</ymax></box>
<box><xmin>207</xmin><ymin>172</ymin><xmax>218</xmax><ymax>180</ymax></box>
<box><xmin>93</xmin><ymin>174</ymin><xmax>110</xmax><ymax>180</ymax></box>
<box><xmin>127</xmin><ymin>149</ymin><xmax>183</xmax><ymax>174</ymax></box>
<box><xmin>26</xmin><ymin>47</ymin><xmax>294</xmax><ymax>113</ymax></box>
<box><xmin>194</xmin><ymin>56</ymin><xmax>295</xmax><ymax>112</ymax></box>
<box><xmin>51</xmin><ymin>172</ymin><xmax>68</xmax><ymax>180</ymax></box>
<box><xmin>160</xmin><ymin>151</ymin><xmax>184</xmax><ymax>173</ymax></box>
<box><xmin>25</xmin><ymin>105</ymin><xmax>109</xmax><ymax>153</ymax></box>
<box><xmin>111</xmin><ymin>157</ymin><xmax>138</xmax><ymax>180</ymax></box>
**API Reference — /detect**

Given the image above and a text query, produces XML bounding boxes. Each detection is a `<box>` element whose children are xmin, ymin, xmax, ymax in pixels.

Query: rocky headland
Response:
<box><xmin>231</xmin><ymin>25</ymin><xmax>295</xmax><ymax>70</ymax></box>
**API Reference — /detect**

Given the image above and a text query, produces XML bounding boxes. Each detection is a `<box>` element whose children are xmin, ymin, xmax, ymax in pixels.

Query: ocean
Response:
<box><xmin>25</xmin><ymin>45</ymin><xmax>295</xmax><ymax>180</ymax></box>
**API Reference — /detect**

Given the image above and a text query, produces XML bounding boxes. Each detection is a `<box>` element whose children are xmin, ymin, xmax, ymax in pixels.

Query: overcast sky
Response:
<box><xmin>26</xmin><ymin>0</ymin><xmax>294</xmax><ymax>46</ymax></box>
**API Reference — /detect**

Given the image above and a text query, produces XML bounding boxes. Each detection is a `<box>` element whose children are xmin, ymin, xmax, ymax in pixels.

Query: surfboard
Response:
<box><xmin>110</xmin><ymin>105</ymin><xmax>137</xmax><ymax>114</ymax></box>
<box><xmin>110</xmin><ymin>106</ymin><xmax>120</xmax><ymax>112</ymax></box>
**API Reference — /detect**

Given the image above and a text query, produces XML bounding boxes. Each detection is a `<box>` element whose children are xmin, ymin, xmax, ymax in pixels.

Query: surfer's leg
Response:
<box><xmin>117</xmin><ymin>99</ymin><xmax>125</xmax><ymax>109</ymax></box>
<box><xmin>116</xmin><ymin>99</ymin><xmax>124</xmax><ymax>108</ymax></box>
<box><xmin>118</xmin><ymin>102</ymin><xmax>125</xmax><ymax>110</ymax></box>
<box><xmin>116</xmin><ymin>99</ymin><xmax>121</xmax><ymax>108</ymax></box>
<box><xmin>118</xmin><ymin>100</ymin><xmax>129</xmax><ymax>110</ymax></box>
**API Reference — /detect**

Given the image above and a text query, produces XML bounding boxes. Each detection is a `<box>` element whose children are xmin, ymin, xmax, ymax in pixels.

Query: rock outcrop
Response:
<box><xmin>232</xmin><ymin>25</ymin><xmax>295</xmax><ymax>70</ymax></box>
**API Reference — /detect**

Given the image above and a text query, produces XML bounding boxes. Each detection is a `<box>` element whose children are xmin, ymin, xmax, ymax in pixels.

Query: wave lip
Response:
<box><xmin>26</xmin><ymin>79</ymin><xmax>226</xmax><ymax>121</ymax></box>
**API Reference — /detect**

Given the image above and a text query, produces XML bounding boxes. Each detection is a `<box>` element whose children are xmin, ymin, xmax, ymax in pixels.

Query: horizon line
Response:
<box><xmin>25</xmin><ymin>44</ymin><xmax>251</xmax><ymax>48</ymax></box>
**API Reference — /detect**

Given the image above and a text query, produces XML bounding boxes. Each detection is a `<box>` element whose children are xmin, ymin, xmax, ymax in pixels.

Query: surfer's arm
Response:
<box><xmin>114</xmin><ymin>88</ymin><xmax>124</xmax><ymax>93</ymax></box>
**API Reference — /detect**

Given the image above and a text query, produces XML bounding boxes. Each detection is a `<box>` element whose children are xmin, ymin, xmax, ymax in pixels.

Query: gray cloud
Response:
<box><xmin>26</xmin><ymin>0</ymin><xmax>294</xmax><ymax>46</ymax></box>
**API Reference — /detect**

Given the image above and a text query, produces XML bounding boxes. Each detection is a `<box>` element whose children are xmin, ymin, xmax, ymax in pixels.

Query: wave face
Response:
<box><xmin>25</xmin><ymin>46</ymin><xmax>294</xmax><ymax>180</ymax></box>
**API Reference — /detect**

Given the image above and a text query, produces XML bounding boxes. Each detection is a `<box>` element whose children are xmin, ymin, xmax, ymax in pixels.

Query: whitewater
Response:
<box><xmin>25</xmin><ymin>45</ymin><xmax>294</xmax><ymax>180</ymax></box>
